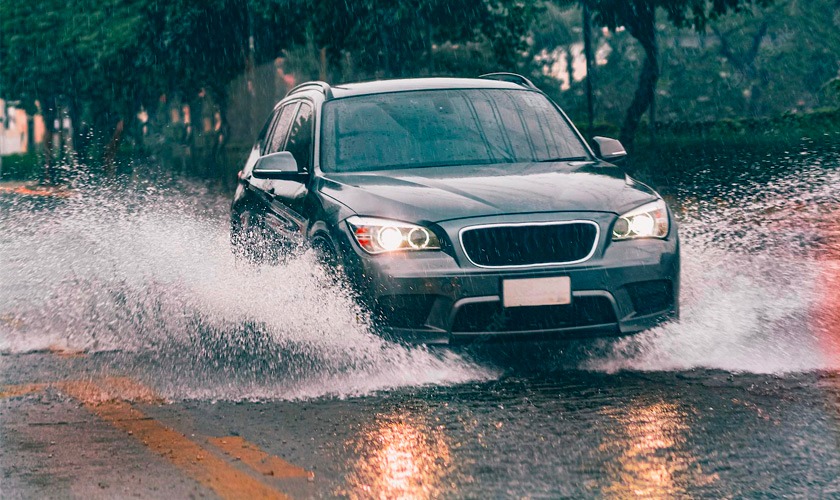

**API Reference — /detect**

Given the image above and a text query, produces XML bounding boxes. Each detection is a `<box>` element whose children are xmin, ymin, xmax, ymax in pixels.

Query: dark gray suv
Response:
<box><xmin>231</xmin><ymin>74</ymin><xmax>679</xmax><ymax>344</ymax></box>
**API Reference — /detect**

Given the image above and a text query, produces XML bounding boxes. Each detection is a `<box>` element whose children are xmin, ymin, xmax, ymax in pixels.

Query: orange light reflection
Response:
<box><xmin>599</xmin><ymin>402</ymin><xmax>717</xmax><ymax>498</ymax></box>
<box><xmin>342</xmin><ymin>413</ymin><xmax>453</xmax><ymax>500</ymax></box>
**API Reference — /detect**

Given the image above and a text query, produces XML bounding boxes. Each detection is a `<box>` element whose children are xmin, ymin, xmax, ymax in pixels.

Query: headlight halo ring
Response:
<box><xmin>612</xmin><ymin>199</ymin><xmax>670</xmax><ymax>241</ymax></box>
<box><xmin>347</xmin><ymin>216</ymin><xmax>442</xmax><ymax>254</ymax></box>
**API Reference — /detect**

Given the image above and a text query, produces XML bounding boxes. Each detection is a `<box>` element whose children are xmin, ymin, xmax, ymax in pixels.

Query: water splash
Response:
<box><xmin>588</xmin><ymin>149</ymin><xmax>840</xmax><ymax>374</ymax></box>
<box><xmin>0</xmin><ymin>179</ymin><xmax>493</xmax><ymax>400</ymax></box>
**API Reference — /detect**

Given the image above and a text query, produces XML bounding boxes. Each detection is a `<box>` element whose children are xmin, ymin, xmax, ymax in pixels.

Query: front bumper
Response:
<box><xmin>337</xmin><ymin>212</ymin><xmax>679</xmax><ymax>344</ymax></box>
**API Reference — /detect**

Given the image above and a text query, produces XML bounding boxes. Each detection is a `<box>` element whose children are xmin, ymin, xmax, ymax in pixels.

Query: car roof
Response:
<box><xmin>328</xmin><ymin>77</ymin><xmax>532</xmax><ymax>99</ymax></box>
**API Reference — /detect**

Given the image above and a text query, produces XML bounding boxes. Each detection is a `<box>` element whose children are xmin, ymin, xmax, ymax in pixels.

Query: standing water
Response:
<box><xmin>1</xmin><ymin>147</ymin><xmax>838</xmax><ymax>401</ymax></box>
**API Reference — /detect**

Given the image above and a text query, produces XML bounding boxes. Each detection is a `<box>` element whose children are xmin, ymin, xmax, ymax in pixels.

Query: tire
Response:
<box><xmin>310</xmin><ymin>232</ymin><xmax>343</xmax><ymax>282</ymax></box>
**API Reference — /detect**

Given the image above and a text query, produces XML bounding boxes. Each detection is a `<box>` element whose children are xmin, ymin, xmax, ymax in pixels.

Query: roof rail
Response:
<box><xmin>286</xmin><ymin>81</ymin><xmax>333</xmax><ymax>100</ymax></box>
<box><xmin>478</xmin><ymin>72</ymin><xmax>538</xmax><ymax>90</ymax></box>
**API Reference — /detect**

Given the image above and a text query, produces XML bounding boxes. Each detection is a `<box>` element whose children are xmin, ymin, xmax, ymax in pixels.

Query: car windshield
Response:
<box><xmin>320</xmin><ymin>89</ymin><xmax>589</xmax><ymax>172</ymax></box>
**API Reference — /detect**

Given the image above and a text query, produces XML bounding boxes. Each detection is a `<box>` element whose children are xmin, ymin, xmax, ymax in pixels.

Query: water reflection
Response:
<box><xmin>599</xmin><ymin>401</ymin><xmax>717</xmax><ymax>498</ymax></box>
<box><xmin>343</xmin><ymin>412</ymin><xmax>454</xmax><ymax>499</ymax></box>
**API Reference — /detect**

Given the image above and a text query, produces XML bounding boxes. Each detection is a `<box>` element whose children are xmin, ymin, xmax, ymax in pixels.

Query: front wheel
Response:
<box><xmin>310</xmin><ymin>232</ymin><xmax>343</xmax><ymax>281</ymax></box>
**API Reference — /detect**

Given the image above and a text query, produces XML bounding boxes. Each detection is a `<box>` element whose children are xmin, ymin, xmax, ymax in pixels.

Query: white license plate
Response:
<box><xmin>503</xmin><ymin>276</ymin><xmax>571</xmax><ymax>308</ymax></box>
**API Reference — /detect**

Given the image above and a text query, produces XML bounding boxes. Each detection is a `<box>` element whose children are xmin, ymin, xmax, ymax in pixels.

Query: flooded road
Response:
<box><xmin>1</xmin><ymin>146</ymin><xmax>839</xmax><ymax>497</ymax></box>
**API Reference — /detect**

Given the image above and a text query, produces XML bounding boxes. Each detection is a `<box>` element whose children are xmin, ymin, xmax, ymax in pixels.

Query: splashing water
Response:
<box><xmin>0</xmin><ymin>179</ymin><xmax>493</xmax><ymax>400</ymax></box>
<box><xmin>587</xmin><ymin>148</ymin><xmax>840</xmax><ymax>374</ymax></box>
<box><xmin>1</xmin><ymin>148</ymin><xmax>838</xmax><ymax>396</ymax></box>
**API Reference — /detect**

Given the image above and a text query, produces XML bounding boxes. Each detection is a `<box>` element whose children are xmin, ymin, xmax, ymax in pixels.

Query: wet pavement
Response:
<box><xmin>1</xmin><ymin>145</ymin><xmax>839</xmax><ymax>498</ymax></box>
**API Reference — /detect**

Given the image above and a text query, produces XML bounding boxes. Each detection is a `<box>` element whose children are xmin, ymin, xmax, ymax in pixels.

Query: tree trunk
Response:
<box><xmin>40</xmin><ymin>103</ymin><xmax>57</xmax><ymax>185</ymax></box>
<box><xmin>583</xmin><ymin>2</ymin><xmax>595</xmax><ymax>137</ymax></box>
<box><xmin>564</xmin><ymin>46</ymin><xmax>574</xmax><ymax>90</ymax></box>
<box><xmin>619</xmin><ymin>8</ymin><xmax>659</xmax><ymax>152</ymax></box>
<box><xmin>426</xmin><ymin>19</ymin><xmax>435</xmax><ymax>74</ymax></box>
<box><xmin>713</xmin><ymin>22</ymin><xmax>768</xmax><ymax>118</ymax></box>
<box><xmin>68</xmin><ymin>98</ymin><xmax>89</xmax><ymax>163</ymax></box>
<box><xmin>26</xmin><ymin>114</ymin><xmax>35</xmax><ymax>156</ymax></box>
<box><xmin>102</xmin><ymin>119</ymin><xmax>124</xmax><ymax>176</ymax></box>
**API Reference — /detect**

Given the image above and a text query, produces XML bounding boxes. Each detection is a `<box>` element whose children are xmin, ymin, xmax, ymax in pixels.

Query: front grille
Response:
<box><xmin>460</xmin><ymin>222</ymin><xmax>598</xmax><ymax>267</ymax></box>
<box><xmin>451</xmin><ymin>296</ymin><xmax>617</xmax><ymax>333</ymax></box>
<box><xmin>625</xmin><ymin>280</ymin><xmax>674</xmax><ymax>316</ymax></box>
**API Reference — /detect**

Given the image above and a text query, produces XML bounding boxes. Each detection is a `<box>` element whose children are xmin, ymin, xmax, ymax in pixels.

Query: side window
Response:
<box><xmin>255</xmin><ymin>113</ymin><xmax>274</xmax><ymax>152</ymax></box>
<box><xmin>284</xmin><ymin>103</ymin><xmax>314</xmax><ymax>171</ymax></box>
<box><xmin>263</xmin><ymin>103</ymin><xmax>299</xmax><ymax>155</ymax></box>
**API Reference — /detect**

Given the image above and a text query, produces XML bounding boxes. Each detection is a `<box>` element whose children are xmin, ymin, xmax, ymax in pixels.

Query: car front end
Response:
<box><xmin>331</xmin><ymin>203</ymin><xmax>679</xmax><ymax>344</ymax></box>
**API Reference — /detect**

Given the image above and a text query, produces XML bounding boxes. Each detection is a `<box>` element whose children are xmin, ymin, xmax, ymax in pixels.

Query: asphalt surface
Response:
<box><xmin>1</xmin><ymin>146</ymin><xmax>839</xmax><ymax>498</ymax></box>
<box><xmin>3</xmin><ymin>352</ymin><xmax>840</xmax><ymax>498</ymax></box>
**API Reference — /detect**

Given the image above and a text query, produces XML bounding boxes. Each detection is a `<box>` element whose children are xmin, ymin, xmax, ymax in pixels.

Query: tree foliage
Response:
<box><xmin>3</xmin><ymin>0</ymin><xmax>836</xmax><ymax>174</ymax></box>
<box><xmin>583</xmin><ymin>0</ymin><xmax>773</xmax><ymax>148</ymax></box>
<box><xmin>271</xmin><ymin>0</ymin><xmax>536</xmax><ymax>79</ymax></box>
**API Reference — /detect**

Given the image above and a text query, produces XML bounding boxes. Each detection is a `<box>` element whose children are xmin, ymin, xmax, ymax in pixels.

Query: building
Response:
<box><xmin>0</xmin><ymin>99</ymin><xmax>45</xmax><ymax>156</ymax></box>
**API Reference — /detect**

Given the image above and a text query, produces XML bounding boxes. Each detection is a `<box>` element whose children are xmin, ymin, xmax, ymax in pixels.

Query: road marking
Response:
<box><xmin>1</xmin><ymin>377</ymin><xmax>306</xmax><ymax>499</ymax></box>
<box><xmin>0</xmin><ymin>383</ymin><xmax>46</xmax><ymax>399</ymax></box>
<box><xmin>0</xmin><ymin>184</ymin><xmax>73</xmax><ymax>198</ymax></box>
<box><xmin>47</xmin><ymin>345</ymin><xmax>87</xmax><ymax>358</ymax></box>
<box><xmin>0</xmin><ymin>314</ymin><xmax>25</xmax><ymax>329</ymax></box>
<box><xmin>60</xmin><ymin>376</ymin><xmax>163</xmax><ymax>404</ymax></box>
<box><xmin>209</xmin><ymin>436</ymin><xmax>313</xmax><ymax>479</ymax></box>
<box><xmin>58</xmin><ymin>378</ymin><xmax>290</xmax><ymax>499</ymax></box>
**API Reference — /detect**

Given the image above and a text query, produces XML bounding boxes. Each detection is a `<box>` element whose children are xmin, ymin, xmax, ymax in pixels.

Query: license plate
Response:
<box><xmin>502</xmin><ymin>276</ymin><xmax>571</xmax><ymax>308</ymax></box>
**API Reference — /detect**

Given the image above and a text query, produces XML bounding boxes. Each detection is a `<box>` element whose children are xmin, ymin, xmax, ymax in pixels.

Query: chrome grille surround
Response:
<box><xmin>458</xmin><ymin>220</ymin><xmax>600</xmax><ymax>269</ymax></box>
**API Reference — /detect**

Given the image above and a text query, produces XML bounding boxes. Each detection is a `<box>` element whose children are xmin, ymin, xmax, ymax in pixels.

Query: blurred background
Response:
<box><xmin>1</xmin><ymin>0</ymin><xmax>839</xmax><ymax>189</ymax></box>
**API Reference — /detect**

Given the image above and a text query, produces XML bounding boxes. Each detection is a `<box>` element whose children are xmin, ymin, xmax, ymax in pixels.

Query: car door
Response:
<box><xmin>247</xmin><ymin>102</ymin><xmax>299</xmax><ymax>246</ymax></box>
<box><xmin>262</xmin><ymin>102</ymin><xmax>314</xmax><ymax>246</ymax></box>
<box><xmin>251</xmin><ymin>101</ymin><xmax>314</xmax><ymax>247</ymax></box>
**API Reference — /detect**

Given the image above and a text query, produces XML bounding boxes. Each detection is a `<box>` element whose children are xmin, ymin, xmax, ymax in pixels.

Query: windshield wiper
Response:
<box><xmin>537</xmin><ymin>156</ymin><xmax>589</xmax><ymax>163</ymax></box>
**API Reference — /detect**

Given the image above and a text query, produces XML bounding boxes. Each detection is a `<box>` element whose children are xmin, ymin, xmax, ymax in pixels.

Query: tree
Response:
<box><xmin>269</xmin><ymin>0</ymin><xmax>536</xmax><ymax>81</ymax></box>
<box><xmin>0</xmin><ymin>0</ymin><xmax>278</xmax><ymax>173</ymax></box>
<box><xmin>584</xmin><ymin>0</ymin><xmax>773</xmax><ymax>150</ymax></box>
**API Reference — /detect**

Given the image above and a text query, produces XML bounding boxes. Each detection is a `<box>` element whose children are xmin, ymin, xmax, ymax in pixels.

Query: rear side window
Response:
<box><xmin>284</xmin><ymin>103</ymin><xmax>314</xmax><ymax>171</ymax></box>
<box><xmin>263</xmin><ymin>103</ymin><xmax>299</xmax><ymax>155</ymax></box>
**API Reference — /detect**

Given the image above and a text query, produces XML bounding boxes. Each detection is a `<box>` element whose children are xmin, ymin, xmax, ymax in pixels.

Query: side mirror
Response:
<box><xmin>252</xmin><ymin>151</ymin><xmax>305</xmax><ymax>180</ymax></box>
<box><xmin>592</xmin><ymin>136</ymin><xmax>628</xmax><ymax>163</ymax></box>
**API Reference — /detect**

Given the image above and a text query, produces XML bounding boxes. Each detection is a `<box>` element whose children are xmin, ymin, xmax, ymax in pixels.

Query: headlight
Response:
<box><xmin>346</xmin><ymin>216</ymin><xmax>442</xmax><ymax>254</ymax></box>
<box><xmin>612</xmin><ymin>200</ymin><xmax>669</xmax><ymax>240</ymax></box>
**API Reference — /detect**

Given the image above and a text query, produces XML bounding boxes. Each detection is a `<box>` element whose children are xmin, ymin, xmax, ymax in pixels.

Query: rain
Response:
<box><xmin>1</xmin><ymin>0</ymin><xmax>840</xmax><ymax>497</ymax></box>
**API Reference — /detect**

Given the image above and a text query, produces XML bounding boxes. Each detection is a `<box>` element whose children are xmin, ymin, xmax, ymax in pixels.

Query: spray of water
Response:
<box><xmin>0</xmin><ymin>178</ymin><xmax>494</xmax><ymax>400</ymax></box>
<box><xmin>587</xmin><ymin>148</ymin><xmax>840</xmax><ymax>374</ymax></box>
<box><xmin>2</xmin><ymin>148</ymin><xmax>837</xmax><ymax>395</ymax></box>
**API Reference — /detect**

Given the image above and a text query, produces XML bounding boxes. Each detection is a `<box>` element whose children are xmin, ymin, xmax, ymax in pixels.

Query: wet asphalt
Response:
<box><xmin>3</xmin><ymin>352</ymin><xmax>840</xmax><ymax>498</ymax></box>
<box><xmin>2</xmin><ymin>144</ymin><xmax>840</xmax><ymax>498</ymax></box>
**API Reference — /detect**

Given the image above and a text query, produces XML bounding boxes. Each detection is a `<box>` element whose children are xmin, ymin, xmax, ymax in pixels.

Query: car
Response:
<box><xmin>230</xmin><ymin>73</ymin><xmax>679</xmax><ymax>344</ymax></box>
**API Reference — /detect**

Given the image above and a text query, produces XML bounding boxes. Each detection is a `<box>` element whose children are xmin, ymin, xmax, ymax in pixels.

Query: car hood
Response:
<box><xmin>317</xmin><ymin>161</ymin><xmax>660</xmax><ymax>224</ymax></box>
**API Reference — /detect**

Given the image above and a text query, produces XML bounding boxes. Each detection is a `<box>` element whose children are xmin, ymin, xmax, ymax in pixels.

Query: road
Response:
<box><xmin>1</xmin><ymin>146</ymin><xmax>839</xmax><ymax>498</ymax></box>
